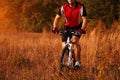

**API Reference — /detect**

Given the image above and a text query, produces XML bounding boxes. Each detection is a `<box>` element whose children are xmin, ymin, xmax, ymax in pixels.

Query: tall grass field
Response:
<box><xmin>0</xmin><ymin>24</ymin><xmax>120</xmax><ymax>80</ymax></box>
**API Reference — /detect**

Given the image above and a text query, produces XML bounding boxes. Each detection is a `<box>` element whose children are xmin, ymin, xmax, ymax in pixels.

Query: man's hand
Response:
<box><xmin>77</xmin><ymin>29</ymin><xmax>86</xmax><ymax>34</ymax></box>
<box><xmin>52</xmin><ymin>27</ymin><xmax>59</xmax><ymax>34</ymax></box>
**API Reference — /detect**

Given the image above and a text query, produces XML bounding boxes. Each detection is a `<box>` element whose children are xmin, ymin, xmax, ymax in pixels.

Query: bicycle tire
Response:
<box><xmin>60</xmin><ymin>46</ymin><xmax>69</xmax><ymax>70</ymax></box>
<box><xmin>59</xmin><ymin>46</ymin><xmax>75</xmax><ymax>73</ymax></box>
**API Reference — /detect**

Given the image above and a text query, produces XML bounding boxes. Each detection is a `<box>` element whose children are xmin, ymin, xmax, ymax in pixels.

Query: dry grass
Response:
<box><xmin>0</xmin><ymin>26</ymin><xmax>120</xmax><ymax>80</ymax></box>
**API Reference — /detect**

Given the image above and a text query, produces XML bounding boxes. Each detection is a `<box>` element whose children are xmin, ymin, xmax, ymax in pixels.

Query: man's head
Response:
<box><xmin>67</xmin><ymin>0</ymin><xmax>76</xmax><ymax>5</ymax></box>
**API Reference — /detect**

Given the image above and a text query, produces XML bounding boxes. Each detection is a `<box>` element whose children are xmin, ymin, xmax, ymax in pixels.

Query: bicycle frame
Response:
<box><xmin>59</xmin><ymin>30</ymin><xmax>79</xmax><ymax>68</ymax></box>
<box><xmin>64</xmin><ymin>36</ymin><xmax>73</xmax><ymax>66</ymax></box>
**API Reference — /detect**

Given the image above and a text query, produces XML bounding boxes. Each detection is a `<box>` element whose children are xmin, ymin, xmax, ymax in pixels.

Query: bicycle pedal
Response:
<box><xmin>59</xmin><ymin>71</ymin><xmax>63</xmax><ymax>76</ymax></box>
<box><xmin>74</xmin><ymin>66</ymin><xmax>80</xmax><ymax>70</ymax></box>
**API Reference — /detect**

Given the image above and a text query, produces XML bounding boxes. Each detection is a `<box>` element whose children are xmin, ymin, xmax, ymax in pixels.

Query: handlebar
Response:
<box><xmin>58</xmin><ymin>30</ymin><xmax>80</xmax><ymax>37</ymax></box>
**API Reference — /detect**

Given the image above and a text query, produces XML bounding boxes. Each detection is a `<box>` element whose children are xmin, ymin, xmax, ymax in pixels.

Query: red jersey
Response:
<box><xmin>58</xmin><ymin>2</ymin><xmax>87</xmax><ymax>28</ymax></box>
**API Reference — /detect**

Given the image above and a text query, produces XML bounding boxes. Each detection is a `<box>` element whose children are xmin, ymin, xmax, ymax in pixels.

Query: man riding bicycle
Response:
<box><xmin>52</xmin><ymin>0</ymin><xmax>88</xmax><ymax>67</ymax></box>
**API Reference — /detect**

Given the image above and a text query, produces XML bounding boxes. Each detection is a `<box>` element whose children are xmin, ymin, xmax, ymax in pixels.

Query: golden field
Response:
<box><xmin>0</xmin><ymin>0</ymin><xmax>120</xmax><ymax>79</ymax></box>
<box><xmin>0</xmin><ymin>23</ymin><xmax>120</xmax><ymax>80</ymax></box>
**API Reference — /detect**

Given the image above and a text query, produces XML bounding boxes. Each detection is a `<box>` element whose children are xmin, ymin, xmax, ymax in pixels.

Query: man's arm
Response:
<box><xmin>81</xmin><ymin>16</ymin><xmax>87</xmax><ymax>30</ymax></box>
<box><xmin>53</xmin><ymin>14</ymin><xmax>61</xmax><ymax>29</ymax></box>
<box><xmin>80</xmin><ymin>4</ymin><xmax>87</xmax><ymax>30</ymax></box>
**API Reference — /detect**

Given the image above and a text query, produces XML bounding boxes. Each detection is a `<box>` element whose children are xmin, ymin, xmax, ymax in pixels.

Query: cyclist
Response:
<box><xmin>52</xmin><ymin>0</ymin><xmax>88</xmax><ymax>67</ymax></box>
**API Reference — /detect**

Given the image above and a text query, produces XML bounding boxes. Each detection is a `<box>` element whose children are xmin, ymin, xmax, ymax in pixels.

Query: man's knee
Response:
<box><xmin>73</xmin><ymin>42</ymin><xmax>81</xmax><ymax>51</ymax></box>
<box><xmin>72</xmin><ymin>36</ymin><xmax>79</xmax><ymax>43</ymax></box>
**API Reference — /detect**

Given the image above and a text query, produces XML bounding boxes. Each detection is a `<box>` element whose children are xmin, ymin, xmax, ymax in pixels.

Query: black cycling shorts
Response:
<box><xmin>62</xmin><ymin>23</ymin><xmax>82</xmax><ymax>42</ymax></box>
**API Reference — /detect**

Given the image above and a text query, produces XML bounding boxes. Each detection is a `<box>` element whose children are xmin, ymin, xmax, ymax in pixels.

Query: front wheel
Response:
<box><xmin>60</xmin><ymin>46</ymin><xmax>69</xmax><ymax>72</ymax></box>
<box><xmin>59</xmin><ymin>46</ymin><xmax>75</xmax><ymax>74</ymax></box>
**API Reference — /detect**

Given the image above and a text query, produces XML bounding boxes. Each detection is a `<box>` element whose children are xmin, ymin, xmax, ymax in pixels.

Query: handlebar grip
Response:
<box><xmin>78</xmin><ymin>29</ymin><xmax>86</xmax><ymax>34</ymax></box>
<box><xmin>52</xmin><ymin>29</ymin><xmax>59</xmax><ymax>34</ymax></box>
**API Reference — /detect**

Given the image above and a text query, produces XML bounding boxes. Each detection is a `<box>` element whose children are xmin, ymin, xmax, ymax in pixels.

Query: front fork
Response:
<box><xmin>67</xmin><ymin>44</ymin><xmax>73</xmax><ymax>66</ymax></box>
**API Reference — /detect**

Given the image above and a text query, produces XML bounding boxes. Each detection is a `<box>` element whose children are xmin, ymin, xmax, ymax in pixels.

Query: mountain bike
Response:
<box><xmin>58</xmin><ymin>30</ymin><xmax>81</xmax><ymax>74</ymax></box>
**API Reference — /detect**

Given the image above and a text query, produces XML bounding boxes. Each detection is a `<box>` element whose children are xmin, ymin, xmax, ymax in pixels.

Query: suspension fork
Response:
<box><xmin>67</xmin><ymin>43</ymin><xmax>73</xmax><ymax>66</ymax></box>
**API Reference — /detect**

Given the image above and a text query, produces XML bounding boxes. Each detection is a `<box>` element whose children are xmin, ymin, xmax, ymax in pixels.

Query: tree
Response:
<box><xmin>80</xmin><ymin>0</ymin><xmax>120</xmax><ymax>27</ymax></box>
<box><xmin>3</xmin><ymin>0</ymin><xmax>120</xmax><ymax>31</ymax></box>
<box><xmin>4</xmin><ymin>0</ymin><xmax>66</xmax><ymax>32</ymax></box>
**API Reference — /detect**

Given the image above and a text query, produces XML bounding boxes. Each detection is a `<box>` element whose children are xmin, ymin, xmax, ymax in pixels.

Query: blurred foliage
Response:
<box><xmin>80</xmin><ymin>0</ymin><xmax>120</xmax><ymax>27</ymax></box>
<box><xmin>2</xmin><ymin>0</ymin><xmax>120</xmax><ymax>32</ymax></box>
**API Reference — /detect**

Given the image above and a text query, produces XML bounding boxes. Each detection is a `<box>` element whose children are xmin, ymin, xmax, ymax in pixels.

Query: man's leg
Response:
<box><xmin>72</xmin><ymin>36</ymin><xmax>81</xmax><ymax>66</ymax></box>
<box><xmin>62</xmin><ymin>42</ymin><xmax>65</xmax><ymax>49</ymax></box>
